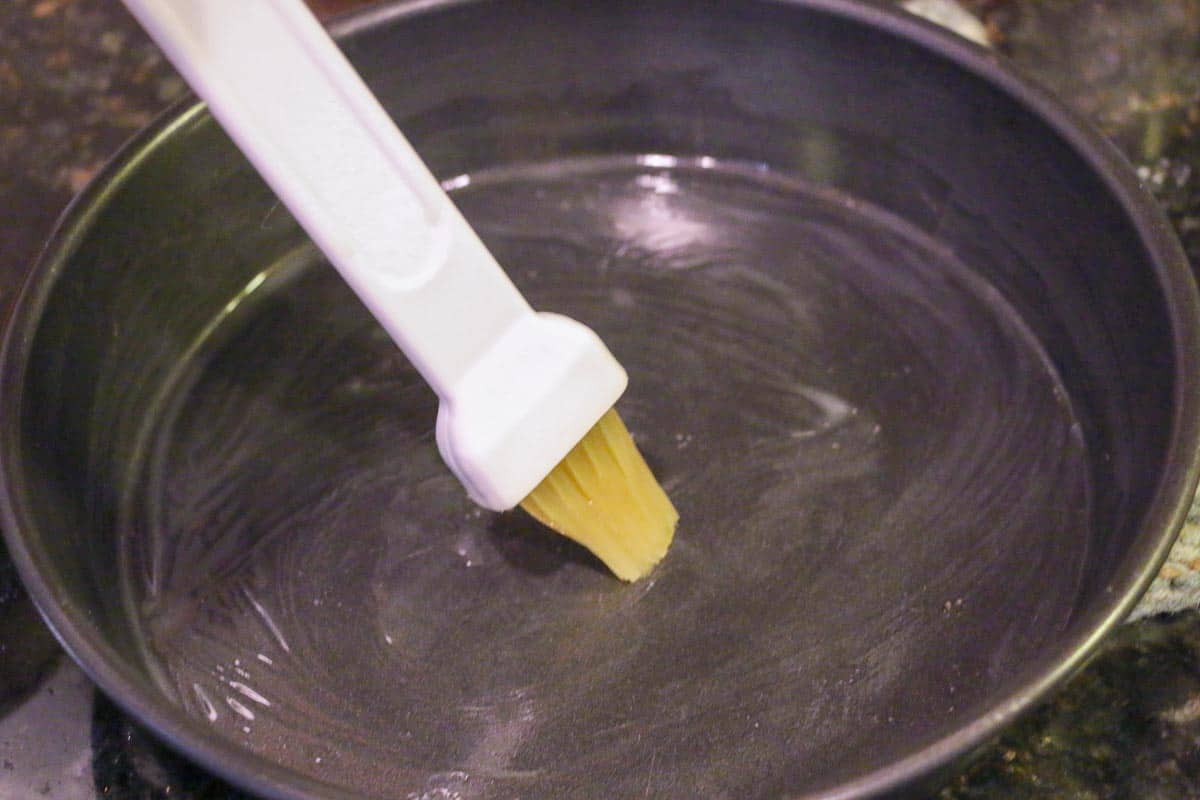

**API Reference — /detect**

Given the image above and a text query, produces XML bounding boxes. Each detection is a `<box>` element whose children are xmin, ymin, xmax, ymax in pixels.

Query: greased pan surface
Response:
<box><xmin>3</xmin><ymin>2</ymin><xmax>1198</xmax><ymax>798</ymax></box>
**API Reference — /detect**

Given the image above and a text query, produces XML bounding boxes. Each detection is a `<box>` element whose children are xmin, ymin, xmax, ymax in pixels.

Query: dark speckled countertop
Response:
<box><xmin>2</xmin><ymin>0</ymin><xmax>1200</xmax><ymax>798</ymax></box>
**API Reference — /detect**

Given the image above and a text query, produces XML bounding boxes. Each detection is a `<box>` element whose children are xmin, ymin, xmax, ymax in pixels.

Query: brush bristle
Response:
<box><xmin>520</xmin><ymin>409</ymin><xmax>678</xmax><ymax>581</ymax></box>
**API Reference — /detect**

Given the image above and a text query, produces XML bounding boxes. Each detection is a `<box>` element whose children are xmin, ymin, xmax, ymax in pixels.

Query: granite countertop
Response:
<box><xmin>2</xmin><ymin>0</ymin><xmax>1200</xmax><ymax>798</ymax></box>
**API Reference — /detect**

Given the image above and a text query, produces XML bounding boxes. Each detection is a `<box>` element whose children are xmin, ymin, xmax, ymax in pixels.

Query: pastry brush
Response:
<box><xmin>119</xmin><ymin>0</ymin><xmax>677</xmax><ymax>580</ymax></box>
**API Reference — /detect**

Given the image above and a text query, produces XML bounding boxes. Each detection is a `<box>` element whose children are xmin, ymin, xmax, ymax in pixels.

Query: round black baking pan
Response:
<box><xmin>2</xmin><ymin>1</ymin><xmax>1198</xmax><ymax>798</ymax></box>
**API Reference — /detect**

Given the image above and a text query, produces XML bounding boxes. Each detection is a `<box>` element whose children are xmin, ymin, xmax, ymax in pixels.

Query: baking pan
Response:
<box><xmin>3</xmin><ymin>1</ymin><xmax>1198</xmax><ymax>798</ymax></box>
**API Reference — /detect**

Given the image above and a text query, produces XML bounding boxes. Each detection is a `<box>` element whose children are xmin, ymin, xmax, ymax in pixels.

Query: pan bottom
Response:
<box><xmin>117</xmin><ymin>154</ymin><xmax>1091</xmax><ymax>799</ymax></box>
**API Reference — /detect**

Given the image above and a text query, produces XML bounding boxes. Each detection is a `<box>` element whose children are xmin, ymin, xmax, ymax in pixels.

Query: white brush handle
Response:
<box><xmin>120</xmin><ymin>0</ymin><xmax>626</xmax><ymax>510</ymax></box>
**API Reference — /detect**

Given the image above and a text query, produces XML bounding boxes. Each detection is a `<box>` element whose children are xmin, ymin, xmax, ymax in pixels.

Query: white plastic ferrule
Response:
<box><xmin>437</xmin><ymin>314</ymin><xmax>627</xmax><ymax>510</ymax></box>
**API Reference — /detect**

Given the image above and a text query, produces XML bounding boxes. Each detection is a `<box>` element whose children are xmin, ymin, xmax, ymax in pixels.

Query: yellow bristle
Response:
<box><xmin>520</xmin><ymin>409</ymin><xmax>678</xmax><ymax>581</ymax></box>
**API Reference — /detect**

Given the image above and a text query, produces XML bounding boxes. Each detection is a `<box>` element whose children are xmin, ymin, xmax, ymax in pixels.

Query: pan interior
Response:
<box><xmin>117</xmin><ymin>155</ymin><xmax>1090</xmax><ymax>799</ymax></box>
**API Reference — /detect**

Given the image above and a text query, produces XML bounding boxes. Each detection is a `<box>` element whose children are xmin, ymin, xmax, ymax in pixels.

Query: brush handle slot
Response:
<box><xmin>120</xmin><ymin>0</ymin><xmax>531</xmax><ymax>397</ymax></box>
